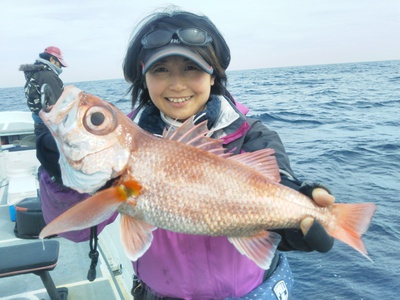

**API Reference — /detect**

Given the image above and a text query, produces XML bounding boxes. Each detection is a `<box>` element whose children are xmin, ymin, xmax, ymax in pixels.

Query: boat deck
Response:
<box><xmin>0</xmin><ymin>183</ymin><xmax>133</xmax><ymax>300</ymax></box>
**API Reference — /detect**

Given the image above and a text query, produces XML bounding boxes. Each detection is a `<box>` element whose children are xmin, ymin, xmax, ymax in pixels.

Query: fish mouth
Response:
<box><xmin>39</xmin><ymin>86</ymin><xmax>82</xmax><ymax>127</ymax></box>
<box><xmin>166</xmin><ymin>96</ymin><xmax>192</xmax><ymax>103</ymax></box>
<box><xmin>41</xmin><ymin>106</ymin><xmax>52</xmax><ymax>114</ymax></box>
<box><xmin>39</xmin><ymin>105</ymin><xmax>56</xmax><ymax>123</ymax></box>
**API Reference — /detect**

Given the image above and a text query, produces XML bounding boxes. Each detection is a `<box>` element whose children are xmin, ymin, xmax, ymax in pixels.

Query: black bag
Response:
<box><xmin>14</xmin><ymin>197</ymin><xmax>46</xmax><ymax>239</ymax></box>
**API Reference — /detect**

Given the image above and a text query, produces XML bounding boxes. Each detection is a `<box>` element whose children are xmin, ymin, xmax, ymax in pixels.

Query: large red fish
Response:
<box><xmin>39</xmin><ymin>86</ymin><xmax>376</xmax><ymax>270</ymax></box>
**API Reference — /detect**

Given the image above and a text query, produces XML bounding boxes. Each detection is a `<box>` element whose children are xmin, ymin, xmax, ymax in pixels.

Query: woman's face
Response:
<box><xmin>145</xmin><ymin>55</ymin><xmax>215</xmax><ymax>121</ymax></box>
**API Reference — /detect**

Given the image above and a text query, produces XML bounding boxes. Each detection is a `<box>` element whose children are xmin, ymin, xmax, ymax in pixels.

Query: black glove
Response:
<box><xmin>299</xmin><ymin>181</ymin><xmax>334</xmax><ymax>253</ymax></box>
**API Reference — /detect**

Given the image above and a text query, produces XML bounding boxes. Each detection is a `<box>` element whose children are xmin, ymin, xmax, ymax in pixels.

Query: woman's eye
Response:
<box><xmin>185</xmin><ymin>65</ymin><xmax>200</xmax><ymax>71</ymax></box>
<box><xmin>151</xmin><ymin>66</ymin><xmax>168</xmax><ymax>73</ymax></box>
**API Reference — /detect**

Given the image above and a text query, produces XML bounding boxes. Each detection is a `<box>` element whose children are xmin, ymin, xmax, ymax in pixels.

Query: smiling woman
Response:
<box><xmin>145</xmin><ymin>55</ymin><xmax>215</xmax><ymax>121</ymax></box>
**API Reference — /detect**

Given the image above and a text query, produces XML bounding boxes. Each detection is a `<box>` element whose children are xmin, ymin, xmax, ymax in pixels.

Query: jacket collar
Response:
<box><xmin>36</xmin><ymin>58</ymin><xmax>63</xmax><ymax>75</ymax></box>
<box><xmin>133</xmin><ymin>94</ymin><xmax>250</xmax><ymax>143</ymax></box>
<box><xmin>136</xmin><ymin>94</ymin><xmax>221</xmax><ymax>135</ymax></box>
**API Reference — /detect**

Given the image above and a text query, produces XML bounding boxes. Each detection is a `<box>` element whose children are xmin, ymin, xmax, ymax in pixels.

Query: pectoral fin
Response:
<box><xmin>120</xmin><ymin>214</ymin><xmax>156</xmax><ymax>261</ymax></box>
<box><xmin>39</xmin><ymin>178</ymin><xmax>143</xmax><ymax>239</ymax></box>
<box><xmin>39</xmin><ymin>187</ymin><xmax>124</xmax><ymax>239</ymax></box>
<box><xmin>228</xmin><ymin>231</ymin><xmax>281</xmax><ymax>270</ymax></box>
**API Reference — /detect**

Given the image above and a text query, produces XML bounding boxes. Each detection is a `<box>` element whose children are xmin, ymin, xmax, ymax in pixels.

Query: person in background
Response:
<box><xmin>19</xmin><ymin>46</ymin><xmax>68</xmax><ymax>136</ymax></box>
<box><xmin>37</xmin><ymin>9</ymin><xmax>335</xmax><ymax>299</ymax></box>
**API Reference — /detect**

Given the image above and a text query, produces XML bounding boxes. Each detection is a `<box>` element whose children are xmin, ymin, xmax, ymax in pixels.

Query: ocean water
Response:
<box><xmin>1</xmin><ymin>60</ymin><xmax>399</xmax><ymax>299</ymax></box>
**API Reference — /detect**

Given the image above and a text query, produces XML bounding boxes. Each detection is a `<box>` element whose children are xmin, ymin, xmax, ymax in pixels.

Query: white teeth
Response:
<box><xmin>167</xmin><ymin>96</ymin><xmax>191</xmax><ymax>103</ymax></box>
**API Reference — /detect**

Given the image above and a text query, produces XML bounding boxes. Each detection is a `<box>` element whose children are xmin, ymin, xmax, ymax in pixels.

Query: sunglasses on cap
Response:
<box><xmin>141</xmin><ymin>28</ymin><xmax>213</xmax><ymax>49</ymax></box>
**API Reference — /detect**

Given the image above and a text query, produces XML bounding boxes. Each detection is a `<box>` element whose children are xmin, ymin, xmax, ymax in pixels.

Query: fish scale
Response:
<box><xmin>39</xmin><ymin>86</ymin><xmax>376</xmax><ymax>270</ymax></box>
<box><xmin>123</xmin><ymin>142</ymin><xmax>331</xmax><ymax>236</ymax></box>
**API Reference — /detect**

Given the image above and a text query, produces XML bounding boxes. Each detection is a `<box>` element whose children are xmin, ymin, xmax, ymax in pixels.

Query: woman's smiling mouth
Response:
<box><xmin>166</xmin><ymin>96</ymin><xmax>192</xmax><ymax>103</ymax></box>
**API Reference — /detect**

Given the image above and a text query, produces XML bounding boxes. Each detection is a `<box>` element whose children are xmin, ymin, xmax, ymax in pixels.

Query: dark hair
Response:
<box><xmin>123</xmin><ymin>9</ymin><xmax>231</xmax><ymax>109</ymax></box>
<box><xmin>39</xmin><ymin>52</ymin><xmax>52</xmax><ymax>61</ymax></box>
<box><xmin>39</xmin><ymin>52</ymin><xmax>60</xmax><ymax>65</ymax></box>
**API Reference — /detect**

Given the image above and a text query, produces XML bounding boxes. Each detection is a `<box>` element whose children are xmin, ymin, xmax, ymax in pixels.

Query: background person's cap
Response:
<box><xmin>43</xmin><ymin>46</ymin><xmax>68</xmax><ymax>67</ymax></box>
<box><xmin>142</xmin><ymin>45</ymin><xmax>213</xmax><ymax>75</ymax></box>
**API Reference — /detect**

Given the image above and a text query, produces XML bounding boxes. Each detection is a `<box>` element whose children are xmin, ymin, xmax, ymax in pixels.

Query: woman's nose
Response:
<box><xmin>168</xmin><ymin>74</ymin><xmax>186</xmax><ymax>91</ymax></box>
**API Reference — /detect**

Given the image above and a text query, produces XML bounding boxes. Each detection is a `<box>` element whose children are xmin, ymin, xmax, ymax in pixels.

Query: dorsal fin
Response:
<box><xmin>162</xmin><ymin>116</ymin><xmax>230</xmax><ymax>158</ymax></box>
<box><xmin>229</xmin><ymin>149</ymin><xmax>281</xmax><ymax>182</ymax></box>
<box><xmin>162</xmin><ymin>117</ymin><xmax>281</xmax><ymax>181</ymax></box>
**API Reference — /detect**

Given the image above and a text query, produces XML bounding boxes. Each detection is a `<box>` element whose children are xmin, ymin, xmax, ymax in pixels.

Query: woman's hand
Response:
<box><xmin>299</xmin><ymin>185</ymin><xmax>335</xmax><ymax>253</ymax></box>
<box><xmin>300</xmin><ymin>188</ymin><xmax>335</xmax><ymax>235</ymax></box>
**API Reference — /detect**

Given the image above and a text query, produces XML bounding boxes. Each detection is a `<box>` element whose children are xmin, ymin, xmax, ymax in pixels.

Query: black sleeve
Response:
<box><xmin>25</xmin><ymin>77</ymin><xmax>42</xmax><ymax>113</ymax></box>
<box><xmin>36</xmin><ymin>130</ymin><xmax>62</xmax><ymax>182</ymax></box>
<box><xmin>242</xmin><ymin>119</ymin><xmax>294</xmax><ymax>176</ymax></box>
<box><xmin>36</xmin><ymin>70</ymin><xmax>64</xmax><ymax>103</ymax></box>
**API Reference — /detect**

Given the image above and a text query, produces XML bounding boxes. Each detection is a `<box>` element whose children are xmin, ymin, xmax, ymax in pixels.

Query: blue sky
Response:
<box><xmin>1</xmin><ymin>0</ymin><xmax>399</xmax><ymax>88</ymax></box>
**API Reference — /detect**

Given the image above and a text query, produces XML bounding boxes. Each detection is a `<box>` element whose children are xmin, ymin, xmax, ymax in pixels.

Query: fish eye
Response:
<box><xmin>91</xmin><ymin>112</ymin><xmax>105</xmax><ymax>126</ymax></box>
<box><xmin>84</xmin><ymin>105</ymin><xmax>117</xmax><ymax>135</ymax></box>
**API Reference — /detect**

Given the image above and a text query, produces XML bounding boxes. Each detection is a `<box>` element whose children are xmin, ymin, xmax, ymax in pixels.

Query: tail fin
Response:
<box><xmin>328</xmin><ymin>203</ymin><xmax>376</xmax><ymax>261</ymax></box>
